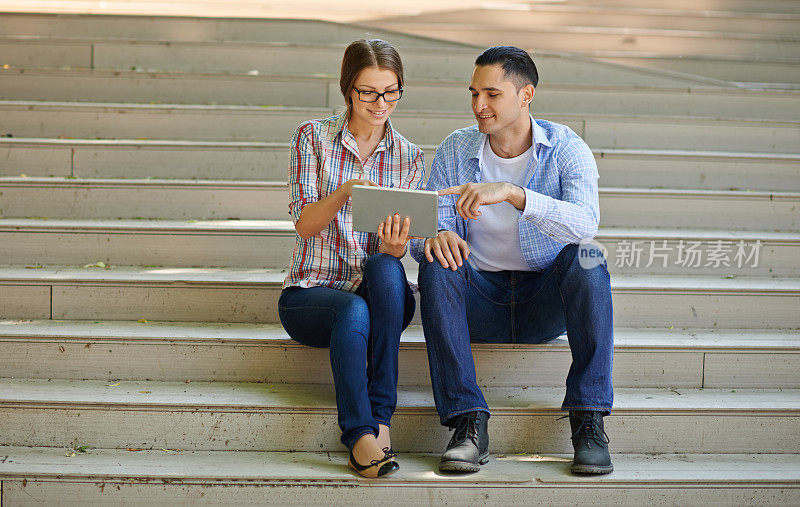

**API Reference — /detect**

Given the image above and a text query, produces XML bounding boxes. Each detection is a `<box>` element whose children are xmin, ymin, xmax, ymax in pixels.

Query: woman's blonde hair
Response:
<box><xmin>340</xmin><ymin>39</ymin><xmax>404</xmax><ymax>109</ymax></box>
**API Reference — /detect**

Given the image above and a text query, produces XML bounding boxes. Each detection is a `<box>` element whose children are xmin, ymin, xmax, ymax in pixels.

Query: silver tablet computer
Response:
<box><xmin>352</xmin><ymin>185</ymin><xmax>439</xmax><ymax>239</ymax></box>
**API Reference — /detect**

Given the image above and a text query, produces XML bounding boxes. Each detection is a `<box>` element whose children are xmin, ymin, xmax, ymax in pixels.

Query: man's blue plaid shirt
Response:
<box><xmin>410</xmin><ymin>115</ymin><xmax>600</xmax><ymax>271</ymax></box>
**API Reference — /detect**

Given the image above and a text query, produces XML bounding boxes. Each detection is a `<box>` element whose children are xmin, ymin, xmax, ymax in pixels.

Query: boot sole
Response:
<box><xmin>571</xmin><ymin>463</ymin><xmax>614</xmax><ymax>474</ymax></box>
<box><xmin>439</xmin><ymin>453</ymin><xmax>489</xmax><ymax>473</ymax></box>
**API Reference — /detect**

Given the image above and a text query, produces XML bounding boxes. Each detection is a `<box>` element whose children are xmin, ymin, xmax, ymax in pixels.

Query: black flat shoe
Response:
<box><xmin>348</xmin><ymin>447</ymin><xmax>399</xmax><ymax>478</ymax></box>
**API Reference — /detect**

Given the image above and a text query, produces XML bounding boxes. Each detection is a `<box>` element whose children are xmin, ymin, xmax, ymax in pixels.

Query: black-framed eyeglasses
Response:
<box><xmin>353</xmin><ymin>87</ymin><xmax>403</xmax><ymax>103</ymax></box>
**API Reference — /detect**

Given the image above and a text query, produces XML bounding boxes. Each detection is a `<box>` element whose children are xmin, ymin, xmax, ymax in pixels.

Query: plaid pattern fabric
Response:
<box><xmin>410</xmin><ymin>116</ymin><xmax>599</xmax><ymax>271</ymax></box>
<box><xmin>284</xmin><ymin>110</ymin><xmax>425</xmax><ymax>292</ymax></box>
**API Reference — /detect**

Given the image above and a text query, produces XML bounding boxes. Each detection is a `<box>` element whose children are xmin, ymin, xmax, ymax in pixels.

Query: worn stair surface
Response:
<box><xmin>1</xmin><ymin>447</ymin><xmax>797</xmax><ymax>504</ymax></box>
<box><xmin>0</xmin><ymin>7</ymin><xmax>799</xmax><ymax>505</ymax></box>
<box><xmin>367</xmin><ymin>1</ymin><xmax>800</xmax><ymax>88</ymax></box>
<box><xmin>1</xmin><ymin>378</ymin><xmax>799</xmax><ymax>454</ymax></box>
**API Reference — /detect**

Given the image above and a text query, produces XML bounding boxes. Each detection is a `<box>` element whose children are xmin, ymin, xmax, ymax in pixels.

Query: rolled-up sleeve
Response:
<box><xmin>520</xmin><ymin>137</ymin><xmax>599</xmax><ymax>243</ymax></box>
<box><xmin>287</xmin><ymin>122</ymin><xmax>319</xmax><ymax>223</ymax></box>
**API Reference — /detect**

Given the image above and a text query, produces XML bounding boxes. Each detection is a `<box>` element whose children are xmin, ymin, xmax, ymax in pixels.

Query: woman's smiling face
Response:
<box><xmin>348</xmin><ymin>66</ymin><xmax>401</xmax><ymax>128</ymax></box>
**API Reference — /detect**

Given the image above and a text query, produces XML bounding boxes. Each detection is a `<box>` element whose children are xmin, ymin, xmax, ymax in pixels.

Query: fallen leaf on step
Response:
<box><xmin>139</xmin><ymin>390</ymin><xmax>151</xmax><ymax>394</ymax></box>
<box><xmin>137</xmin><ymin>319</ymin><xmax>148</xmax><ymax>323</ymax></box>
<box><xmin>65</xmin><ymin>450</ymin><xmax>75</xmax><ymax>457</ymax></box>
<box><xmin>106</xmin><ymin>382</ymin><xmax>121</xmax><ymax>387</ymax></box>
<box><xmin>126</xmin><ymin>448</ymin><xmax>143</xmax><ymax>451</ymax></box>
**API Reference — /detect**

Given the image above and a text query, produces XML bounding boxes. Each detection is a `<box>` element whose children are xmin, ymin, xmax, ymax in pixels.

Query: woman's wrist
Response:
<box><xmin>379</xmin><ymin>242</ymin><xmax>407</xmax><ymax>258</ymax></box>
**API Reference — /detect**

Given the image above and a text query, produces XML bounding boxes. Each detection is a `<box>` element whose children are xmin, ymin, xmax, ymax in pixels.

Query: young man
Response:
<box><xmin>409</xmin><ymin>46</ymin><xmax>614</xmax><ymax>475</ymax></box>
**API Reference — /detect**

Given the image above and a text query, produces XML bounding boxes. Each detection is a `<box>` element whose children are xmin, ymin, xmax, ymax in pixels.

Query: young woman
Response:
<box><xmin>278</xmin><ymin>39</ymin><xmax>424</xmax><ymax>478</ymax></box>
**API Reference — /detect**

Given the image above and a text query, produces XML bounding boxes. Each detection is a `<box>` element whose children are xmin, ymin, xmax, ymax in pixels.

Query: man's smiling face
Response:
<box><xmin>469</xmin><ymin>63</ymin><xmax>533</xmax><ymax>136</ymax></box>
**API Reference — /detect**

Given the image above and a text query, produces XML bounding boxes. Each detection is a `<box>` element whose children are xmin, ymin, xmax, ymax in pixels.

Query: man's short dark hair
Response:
<box><xmin>475</xmin><ymin>46</ymin><xmax>539</xmax><ymax>90</ymax></box>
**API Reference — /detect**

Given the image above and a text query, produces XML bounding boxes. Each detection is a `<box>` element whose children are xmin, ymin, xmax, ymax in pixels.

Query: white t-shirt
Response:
<box><xmin>467</xmin><ymin>136</ymin><xmax>533</xmax><ymax>272</ymax></box>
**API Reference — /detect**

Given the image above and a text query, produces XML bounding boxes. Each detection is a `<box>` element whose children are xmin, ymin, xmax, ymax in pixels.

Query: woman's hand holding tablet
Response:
<box><xmin>377</xmin><ymin>213</ymin><xmax>411</xmax><ymax>258</ymax></box>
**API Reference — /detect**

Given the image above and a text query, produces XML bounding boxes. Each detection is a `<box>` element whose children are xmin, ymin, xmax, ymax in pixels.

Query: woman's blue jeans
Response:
<box><xmin>278</xmin><ymin>253</ymin><xmax>416</xmax><ymax>449</ymax></box>
<box><xmin>417</xmin><ymin>243</ymin><xmax>614</xmax><ymax>425</ymax></box>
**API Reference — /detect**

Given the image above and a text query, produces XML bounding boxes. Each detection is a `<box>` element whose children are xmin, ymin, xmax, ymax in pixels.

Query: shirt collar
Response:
<box><xmin>470</xmin><ymin>114</ymin><xmax>552</xmax><ymax>161</ymax></box>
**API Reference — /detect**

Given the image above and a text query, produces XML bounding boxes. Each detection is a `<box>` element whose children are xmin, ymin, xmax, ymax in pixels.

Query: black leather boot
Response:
<box><xmin>439</xmin><ymin>411</ymin><xmax>490</xmax><ymax>472</ymax></box>
<box><xmin>567</xmin><ymin>410</ymin><xmax>613</xmax><ymax>474</ymax></box>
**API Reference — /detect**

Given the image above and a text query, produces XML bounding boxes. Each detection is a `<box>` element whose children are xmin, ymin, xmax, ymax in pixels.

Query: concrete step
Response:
<box><xmin>5</xmin><ymin>67</ymin><xmax>800</xmax><ymax>120</ymax></box>
<box><xmin>2</xmin><ymin>447</ymin><xmax>798</xmax><ymax>504</ymax></box>
<box><xmin>599</xmin><ymin>228</ymin><xmax>796</xmax><ymax>277</ymax></box>
<box><xmin>0</xmin><ymin>218</ymin><xmax>299</xmax><ymax>271</ymax></box>
<box><xmin>2</xmin><ymin>178</ymin><xmax>797</xmax><ymax>231</ymax></box>
<box><xmin>0</xmin><ymin>35</ymin><xmax>734</xmax><ymax>88</ymax></box>
<box><xmin>2</xmin><ymin>101</ymin><xmax>798</xmax><ymax>152</ymax></box>
<box><xmin>0</xmin><ymin>378</ymin><xmax>798</xmax><ymax>453</ymax></box>
<box><xmin>367</xmin><ymin>22</ymin><xmax>800</xmax><ymax>59</ymax></box>
<box><xmin>597</xmin><ymin>188</ymin><xmax>800</xmax><ymax>232</ymax></box>
<box><xmin>594</xmin><ymin>149</ymin><xmax>800</xmax><ymax>191</ymax></box>
<box><xmin>1</xmin><ymin>319</ymin><xmax>798</xmax><ymax>389</ymax></box>
<box><xmin>0</xmin><ymin>265</ymin><xmax>797</xmax><ymax>328</ymax></box>
<box><xmin>3</xmin><ymin>139</ymin><xmax>799</xmax><ymax>192</ymax></box>
<box><xmin>0</xmin><ymin>177</ymin><xmax>293</xmax><ymax>221</ymax></box>
<box><xmin>0</xmin><ymin>218</ymin><xmax>796</xmax><ymax>276</ymax></box>
<box><xmin>537</xmin><ymin>0</ymin><xmax>800</xmax><ymax>15</ymax></box>
<box><xmin>598</xmin><ymin>54</ymin><xmax>800</xmax><ymax>87</ymax></box>
<box><xmin>0</xmin><ymin>12</ymin><xmax>465</xmax><ymax>47</ymax></box>
<box><xmin>0</xmin><ymin>138</ymin><xmax>293</xmax><ymax>182</ymax></box>
<box><xmin>380</xmin><ymin>5</ymin><xmax>800</xmax><ymax>36</ymax></box>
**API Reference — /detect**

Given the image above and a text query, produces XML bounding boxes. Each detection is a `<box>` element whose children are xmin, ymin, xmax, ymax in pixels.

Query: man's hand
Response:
<box><xmin>439</xmin><ymin>182</ymin><xmax>525</xmax><ymax>220</ymax></box>
<box><xmin>424</xmin><ymin>230</ymin><xmax>470</xmax><ymax>271</ymax></box>
<box><xmin>378</xmin><ymin>213</ymin><xmax>411</xmax><ymax>258</ymax></box>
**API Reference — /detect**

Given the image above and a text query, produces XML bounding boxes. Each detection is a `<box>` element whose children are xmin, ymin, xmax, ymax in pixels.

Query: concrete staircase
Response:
<box><xmin>0</xmin><ymin>10</ymin><xmax>799</xmax><ymax>504</ymax></box>
<box><xmin>368</xmin><ymin>0</ymin><xmax>800</xmax><ymax>88</ymax></box>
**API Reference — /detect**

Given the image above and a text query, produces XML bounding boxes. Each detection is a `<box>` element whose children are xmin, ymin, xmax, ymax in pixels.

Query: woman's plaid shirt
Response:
<box><xmin>283</xmin><ymin>111</ymin><xmax>425</xmax><ymax>292</ymax></box>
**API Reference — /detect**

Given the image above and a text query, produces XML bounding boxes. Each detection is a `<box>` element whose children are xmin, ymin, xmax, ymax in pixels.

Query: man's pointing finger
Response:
<box><xmin>438</xmin><ymin>184</ymin><xmax>466</xmax><ymax>196</ymax></box>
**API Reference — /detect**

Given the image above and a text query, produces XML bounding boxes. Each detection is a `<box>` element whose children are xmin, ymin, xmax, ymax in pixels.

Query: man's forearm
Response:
<box><xmin>506</xmin><ymin>183</ymin><xmax>526</xmax><ymax>211</ymax></box>
<box><xmin>517</xmin><ymin>186</ymin><xmax>599</xmax><ymax>242</ymax></box>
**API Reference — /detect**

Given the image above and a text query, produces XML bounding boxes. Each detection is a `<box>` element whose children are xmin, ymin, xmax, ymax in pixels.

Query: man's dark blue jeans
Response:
<box><xmin>278</xmin><ymin>253</ymin><xmax>416</xmax><ymax>449</ymax></box>
<box><xmin>417</xmin><ymin>243</ymin><xmax>614</xmax><ymax>425</ymax></box>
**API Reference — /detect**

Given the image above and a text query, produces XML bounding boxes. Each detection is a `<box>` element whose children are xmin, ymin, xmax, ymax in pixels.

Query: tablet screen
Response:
<box><xmin>351</xmin><ymin>186</ymin><xmax>439</xmax><ymax>239</ymax></box>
